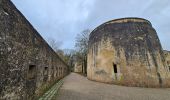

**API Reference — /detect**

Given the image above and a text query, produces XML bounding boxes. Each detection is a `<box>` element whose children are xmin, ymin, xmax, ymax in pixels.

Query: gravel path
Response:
<box><xmin>56</xmin><ymin>73</ymin><xmax>170</xmax><ymax>100</ymax></box>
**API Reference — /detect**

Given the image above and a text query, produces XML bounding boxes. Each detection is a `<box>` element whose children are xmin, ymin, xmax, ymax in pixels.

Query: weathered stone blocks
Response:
<box><xmin>164</xmin><ymin>50</ymin><xmax>170</xmax><ymax>70</ymax></box>
<box><xmin>0</xmin><ymin>0</ymin><xmax>69</xmax><ymax>99</ymax></box>
<box><xmin>87</xmin><ymin>18</ymin><xmax>170</xmax><ymax>87</ymax></box>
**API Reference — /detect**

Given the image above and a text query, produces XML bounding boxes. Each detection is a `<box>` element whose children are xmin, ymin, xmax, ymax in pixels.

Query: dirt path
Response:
<box><xmin>56</xmin><ymin>73</ymin><xmax>170</xmax><ymax>100</ymax></box>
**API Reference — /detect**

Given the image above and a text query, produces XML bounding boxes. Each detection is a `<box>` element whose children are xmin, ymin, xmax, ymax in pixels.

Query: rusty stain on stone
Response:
<box><xmin>87</xmin><ymin>18</ymin><xmax>170</xmax><ymax>87</ymax></box>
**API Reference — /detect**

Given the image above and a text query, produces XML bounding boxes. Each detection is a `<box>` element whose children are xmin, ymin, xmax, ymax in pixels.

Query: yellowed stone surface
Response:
<box><xmin>87</xmin><ymin>18</ymin><xmax>170</xmax><ymax>87</ymax></box>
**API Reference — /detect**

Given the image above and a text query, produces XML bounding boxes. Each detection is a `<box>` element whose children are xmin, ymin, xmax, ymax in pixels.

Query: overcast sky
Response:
<box><xmin>11</xmin><ymin>0</ymin><xmax>170</xmax><ymax>50</ymax></box>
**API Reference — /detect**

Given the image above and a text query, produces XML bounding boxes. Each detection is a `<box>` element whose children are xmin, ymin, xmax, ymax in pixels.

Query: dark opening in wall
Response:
<box><xmin>59</xmin><ymin>67</ymin><xmax>61</xmax><ymax>76</ymax></box>
<box><xmin>113</xmin><ymin>64</ymin><xmax>117</xmax><ymax>73</ymax></box>
<box><xmin>43</xmin><ymin>67</ymin><xmax>48</xmax><ymax>82</ymax></box>
<box><xmin>167</xmin><ymin>61</ymin><xmax>170</xmax><ymax>65</ymax></box>
<box><xmin>28</xmin><ymin>65</ymin><xmax>36</xmax><ymax>79</ymax></box>
<box><xmin>169</xmin><ymin>66</ymin><xmax>170</xmax><ymax>72</ymax></box>
<box><xmin>44</xmin><ymin>67</ymin><xmax>48</xmax><ymax>75</ymax></box>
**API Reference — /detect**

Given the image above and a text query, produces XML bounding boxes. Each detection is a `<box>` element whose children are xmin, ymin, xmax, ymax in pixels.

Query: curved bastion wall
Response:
<box><xmin>87</xmin><ymin>18</ymin><xmax>170</xmax><ymax>87</ymax></box>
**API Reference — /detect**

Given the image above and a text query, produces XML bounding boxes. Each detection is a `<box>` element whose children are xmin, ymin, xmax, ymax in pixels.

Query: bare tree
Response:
<box><xmin>47</xmin><ymin>37</ymin><xmax>66</xmax><ymax>60</ymax></box>
<box><xmin>75</xmin><ymin>29</ymin><xmax>91</xmax><ymax>75</ymax></box>
<box><xmin>47</xmin><ymin>37</ymin><xmax>63</xmax><ymax>52</ymax></box>
<box><xmin>62</xmin><ymin>49</ymin><xmax>76</xmax><ymax>71</ymax></box>
<box><xmin>75</xmin><ymin>29</ymin><xmax>90</xmax><ymax>54</ymax></box>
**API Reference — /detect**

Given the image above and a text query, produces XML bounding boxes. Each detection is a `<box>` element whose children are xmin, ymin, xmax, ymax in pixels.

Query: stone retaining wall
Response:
<box><xmin>0</xmin><ymin>0</ymin><xmax>69</xmax><ymax>99</ymax></box>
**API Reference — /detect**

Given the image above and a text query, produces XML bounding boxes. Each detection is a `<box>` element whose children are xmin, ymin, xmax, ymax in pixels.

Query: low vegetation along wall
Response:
<box><xmin>0</xmin><ymin>0</ymin><xmax>69</xmax><ymax>99</ymax></box>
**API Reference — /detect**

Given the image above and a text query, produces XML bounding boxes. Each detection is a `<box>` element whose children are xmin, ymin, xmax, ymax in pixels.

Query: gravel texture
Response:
<box><xmin>56</xmin><ymin>73</ymin><xmax>170</xmax><ymax>100</ymax></box>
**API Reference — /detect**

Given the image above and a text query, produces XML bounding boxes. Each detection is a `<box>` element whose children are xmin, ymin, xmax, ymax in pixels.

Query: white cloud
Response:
<box><xmin>11</xmin><ymin>0</ymin><xmax>170</xmax><ymax>50</ymax></box>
